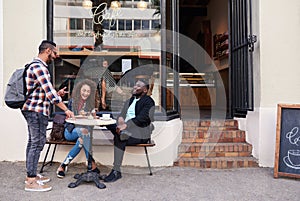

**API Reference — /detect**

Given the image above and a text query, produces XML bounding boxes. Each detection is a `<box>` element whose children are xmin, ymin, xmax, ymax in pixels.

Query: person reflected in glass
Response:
<box><xmin>56</xmin><ymin>79</ymin><xmax>100</xmax><ymax>178</ymax></box>
<box><xmin>98</xmin><ymin>59</ymin><xmax>124</xmax><ymax>111</ymax></box>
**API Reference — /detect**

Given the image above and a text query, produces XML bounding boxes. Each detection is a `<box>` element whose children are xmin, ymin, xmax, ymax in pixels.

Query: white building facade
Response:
<box><xmin>1</xmin><ymin>0</ymin><xmax>300</xmax><ymax>168</ymax></box>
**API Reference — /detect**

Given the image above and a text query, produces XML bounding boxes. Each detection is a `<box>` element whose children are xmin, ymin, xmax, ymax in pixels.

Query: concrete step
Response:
<box><xmin>174</xmin><ymin>157</ymin><xmax>259</xmax><ymax>169</ymax></box>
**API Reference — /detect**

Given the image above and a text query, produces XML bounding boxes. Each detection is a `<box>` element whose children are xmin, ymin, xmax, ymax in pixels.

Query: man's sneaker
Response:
<box><xmin>92</xmin><ymin>167</ymin><xmax>100</xmax><ymax>174</ymax></box>
<box><xmin>25</xmin><ymin>174</ymin><xmax>50</xmax><ymax>184</ymax></box>
<box><xmin>104</xmin><ymin>170</ymin><xmax>122</xmax><ymax>182</ymax></box>
<box><xmin>119</xmin><ymin>130</ymin><xmax>132</xmax><ymax>141</ymax></box>
<box><xmin>25</xmin><ymin>180</ymin><xmax>52</xmax><ymax>192</ymax></box>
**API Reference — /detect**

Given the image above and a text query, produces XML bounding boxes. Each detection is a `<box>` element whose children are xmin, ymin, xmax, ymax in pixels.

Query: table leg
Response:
<box><xmin>68</xmin><ymin>127</ymin><xmax>106</xmax><ymax>189</ymax></box>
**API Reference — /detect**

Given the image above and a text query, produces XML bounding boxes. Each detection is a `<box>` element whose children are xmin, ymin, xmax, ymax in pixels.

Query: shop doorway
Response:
<box><xmin>177</xmin><ymin>0</ymin><xmax>255</xmax><ymax>119</ymax></box>
<box><xmin>178</xmin><ymin>0</ymin><xmax>229</xmax><ymax>119</ymax></box>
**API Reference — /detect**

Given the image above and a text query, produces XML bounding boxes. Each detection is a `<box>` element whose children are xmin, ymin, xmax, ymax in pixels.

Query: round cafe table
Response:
<box><xmin>65</xmin><ymin>117</ymin><xmax>116</xmax><ymax>189</ymax></box>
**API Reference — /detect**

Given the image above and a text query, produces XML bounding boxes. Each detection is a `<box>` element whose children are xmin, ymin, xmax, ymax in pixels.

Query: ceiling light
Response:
<box><xmin>111</xmin><ymin>1</ymin><xmax>121</xmax><ymax>9</ymax></box>
<box><xmin>82</xmin><ymin>0</ymin><xmax>92</xmax><ymax>9</ymax></box>
<box><xmin>137</xmin><ymin>0</ymin><xmax>148</xmax><ymax>10</ymax></box>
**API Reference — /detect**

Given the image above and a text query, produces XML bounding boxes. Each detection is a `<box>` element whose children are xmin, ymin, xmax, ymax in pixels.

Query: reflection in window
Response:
<box><xmin>52</xmin><ymin>0</ymin><xmax>162</xmax><ymax>114</ymax></box>
<box><xmin>85</xmin><ymin>19</ymin><xmax>93</xmax><ymax>30</ymax></box>
<box><xmin>118</xmin><ymin>20</ymin><xmax>125</xmax><ymax>30</ymax></box>
<box><xmin>70</xmin><ymin>18</ymin><xmax>83</xmax><ymax>30</ymax></box>
<box><xmin>110</xmin><ymin>20</ymin><xmax>117</xmax><ymax>30</ymax></box>
<box><xmin>54</xmin><ymin>18</ymin><xmax>68</xmax><ymax>31</ymax></box>
<box><xmin>152</xmin><ymin>19</ymin><xmax>160</xmax><ymax>29</ymax></box>
<box><xmin>103</xmin><ymin>19</ymin><xmax>110</xmax><ymax>30</ymax></box>
<box><xmin>126</xmin><ymin>20</ymin><xmax>132</xmax><ymax>30</ymax></box>
<box><xmin>134</xmin><ymin>20</ymin><xmax>141</xmax><ymax>30</ymax></box>
<box><xmin>142</xmin><ymin>20</ymin><xmax>150</xmax><ymax>30</ymax></box>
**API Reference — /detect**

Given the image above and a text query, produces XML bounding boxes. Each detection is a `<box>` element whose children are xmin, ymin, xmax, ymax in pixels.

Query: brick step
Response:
<box><xmin>184</xmin><ymin>125</ymin><xmax>239</xmax><ymax>132</ymax></box>
<box><xmin>183</xmin><ymin>119</ymin><xmax>239</xmax><ymax>128</ymax></box>
<box><xmin>178</xmin><ymin>142</ymin><xmax>253</xmax><ymax>158</ymax></box>
<box><xmin>174</xmin><ymin>157</ymin><xmax>259</xmax><ymax>169</ymax></box>
<box><xmin>182</xmin><ymin>130</ymin><xmax>246</xmax><ymax>143</ymax></box>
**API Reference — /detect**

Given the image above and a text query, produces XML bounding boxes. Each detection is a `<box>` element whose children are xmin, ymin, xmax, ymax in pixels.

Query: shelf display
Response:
<box><xmin>213</xmin><ymin>32</ymin><xmax>229</xmax><ymax>60</ymax></box>
<box><xmin>167</xmin><ymin>72</ymin><xmax>215</xmax><ymax>87</ymax></box>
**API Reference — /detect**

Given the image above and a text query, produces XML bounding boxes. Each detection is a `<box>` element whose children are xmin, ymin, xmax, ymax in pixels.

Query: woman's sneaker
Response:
<box><xmin>56</xmin><ymin>165</ymin><xmax>68</xmax><ymax>178</ymax></box>
<box><xmin>25</xmin><ymin>180</ymin><xmax>52</xmax><ymax>192</ymax></box>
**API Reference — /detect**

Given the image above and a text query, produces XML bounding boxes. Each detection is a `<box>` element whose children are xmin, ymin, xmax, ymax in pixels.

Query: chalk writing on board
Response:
<box><xmin>286</xmin><ymin>127</ymin><xmax>300</xmax><ymax>146</ymax></box>
<box><xmin>283</xmin><ymin>127</ymin><xmax>300</xmax><ymax>169</ymax></box>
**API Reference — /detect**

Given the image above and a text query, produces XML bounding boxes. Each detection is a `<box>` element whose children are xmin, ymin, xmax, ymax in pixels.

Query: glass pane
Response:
<box><xmin>85</xmin><ymin>19</ymin><xmax>93</xmax><ymax>30</ymax></box>
<box><xmin>77</xmin><ymin>19</ymin><xmax>83</xmax><ymax>30</ymax></box>
<box><xmin>69</xmin><ymin>19</ymin><xmax>76</xmax><ymax>30</ymax></box>
<box><xmin>134</xmin><ymin>20</ymin><xmax>141</xmax><ymax>30</ymax></box>
<box><xmin>142</xmin><ymin>20</ymin><xmax>149</xmax><ymax>30</ymax></box>
<box><xmin>102</xmin><ymin>19</ymin><xmax>110</xmax><ymax>30</ymax></box>
<box><xmin>152</xmin><ymin>19</ymin><xmax>160</xmax><ymax>29</ymax></box>
<box><xmin>118</xmin><ymin>20</ymin><xmax>125</xmax><ymax>30</ymax></box>
<box><xmin>125</xmin><ymin>20</ymin><xmax>132</xmax><ymax>30</ymax></box>
<box><xmin>110</xmin><ymin>20</ymin><xmax>117</xmax><ymax>30</ymax></box>
<box><xmin>53</xmin><ymin>1</ymin><xmax>162</xmax><ymax>114</ymax></box>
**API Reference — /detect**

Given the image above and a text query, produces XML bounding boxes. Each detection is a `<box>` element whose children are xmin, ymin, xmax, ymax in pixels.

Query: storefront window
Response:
<box><xmin>52</xmin><ymin>0</ymin><xmax>164</xmax><ymax>116</ymax></box>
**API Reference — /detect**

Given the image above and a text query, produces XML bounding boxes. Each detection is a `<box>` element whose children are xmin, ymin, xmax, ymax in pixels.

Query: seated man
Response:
<box><xmin>104</xmin><ymin>79</ymin><xmax>155</xmax><ymax>182</ymax></box>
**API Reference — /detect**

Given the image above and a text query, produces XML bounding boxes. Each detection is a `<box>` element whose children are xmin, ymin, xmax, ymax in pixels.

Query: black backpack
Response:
<box><xmin>4</xmin><ymin>62</ymin><xmax>39</xmax><ymax>109</ymax></box>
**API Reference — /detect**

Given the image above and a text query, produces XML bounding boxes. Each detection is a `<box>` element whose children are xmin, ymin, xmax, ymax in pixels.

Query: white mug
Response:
<box><xmin>102</xmin><ymin>114</ymin><xmax>110</xmax><ymax>120</ymax></box>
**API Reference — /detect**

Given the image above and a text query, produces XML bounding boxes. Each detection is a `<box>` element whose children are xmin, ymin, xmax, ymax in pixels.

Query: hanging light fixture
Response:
<box><xmin>137</xmin><ymin>0</ymin><xmax>148</xmax><ymax>10</ymax></box>
<box><xmin>82</xmin><ymin>0</ymin><xmax>93</xmax><ymax>9</ymax></box>
<box><xmin>111</xmin><ymin>1</ymin><xmax>121</xmax><ymax>9</ymax></box>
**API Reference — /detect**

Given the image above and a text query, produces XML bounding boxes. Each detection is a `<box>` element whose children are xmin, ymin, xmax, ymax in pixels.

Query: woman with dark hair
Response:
<box><xmin>56</xmin><ymin>79</ymin><xmax>100</xmax><ymax>178</ymax></box>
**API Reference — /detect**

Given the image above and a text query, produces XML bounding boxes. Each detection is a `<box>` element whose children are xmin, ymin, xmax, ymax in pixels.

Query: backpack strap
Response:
<box><xmin>23</xmin><ymin>61</ymin><xmax>43</xmax><ymax>99</ymax></box>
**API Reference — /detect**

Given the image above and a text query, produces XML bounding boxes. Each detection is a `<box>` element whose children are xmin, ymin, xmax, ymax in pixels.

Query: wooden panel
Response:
<box><xmin>167</xmin><ymin>87</ymin><xmax>216</xmax><ymax>108</ymax></box>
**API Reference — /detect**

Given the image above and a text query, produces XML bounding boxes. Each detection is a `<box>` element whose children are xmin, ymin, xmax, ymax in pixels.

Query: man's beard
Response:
<box><xmin>46</xmin><ymin>54</ymin><xmax>53</xmax><ymax>64</ymax></box>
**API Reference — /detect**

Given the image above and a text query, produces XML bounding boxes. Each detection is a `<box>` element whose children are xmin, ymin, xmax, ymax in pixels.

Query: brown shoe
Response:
<box><xmin>25</xmin><ymin>180</ymin><xmax>52</xmax><ymax>192</ymax></box>
<box><xmin>25</xmin><ymin>174</ymin><xmax>50</xmax><ymax>184</ymax></box>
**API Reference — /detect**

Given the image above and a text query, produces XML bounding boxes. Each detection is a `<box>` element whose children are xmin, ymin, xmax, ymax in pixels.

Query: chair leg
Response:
<box><xmin>144</xmin><ymin>147</ymin><xmax>153</xmax><ymax>175</ymax></box>
<box><xmin>40</xmin><ymin>144</ymin><xmax>52</xmax><ymax>173</ymax></box>
<box><xmin>49</xmin><ymin>144</ymin><xmax>58</xmax><ymax>166</ymax></box>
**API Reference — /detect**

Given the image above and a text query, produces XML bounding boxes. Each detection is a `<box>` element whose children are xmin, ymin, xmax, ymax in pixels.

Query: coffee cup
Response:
<box><xmin>102</xmin><ymin>114</ymin><xmax>110</xmax><ymax>120</ymax></box>
<box><xmin>287</xmin><ymin>150</ymin><xmax>300</xmax><ymax>166</ymax></box>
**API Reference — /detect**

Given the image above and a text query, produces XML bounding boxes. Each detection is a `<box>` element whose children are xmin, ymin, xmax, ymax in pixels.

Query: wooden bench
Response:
<box><xmin>40</xmin><ymin>139</ymin><xmax>76</xmax><ymax>173</ymax></box>
<box><xmin>40</xmin><ymin>138</ymin><xmax>156</xmax><ymax>175</ymax></box>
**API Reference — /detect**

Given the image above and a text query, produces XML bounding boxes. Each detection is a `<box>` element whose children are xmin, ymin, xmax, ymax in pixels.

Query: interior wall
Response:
<box><xmin>208</xmin><ymin>0</ymin><xmax>228</xmax><ymax>36</ymax></box>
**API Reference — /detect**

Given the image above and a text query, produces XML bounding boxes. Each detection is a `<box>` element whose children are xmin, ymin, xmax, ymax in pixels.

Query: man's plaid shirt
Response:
<box><xmin>22</xmin><ymin>58</ymin><xmax>62</xmax><ymax>116</ymax></box>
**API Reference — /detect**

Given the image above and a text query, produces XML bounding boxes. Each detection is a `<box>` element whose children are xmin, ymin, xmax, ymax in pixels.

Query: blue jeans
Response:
<box><xmin>22</xmin><ymin>111</ymin><xmax>48</xmax><ymax>178</ymax></box>
<box><xmin>62</xmin><ymin>127</ymin><xmax>91</xmax><ymax>165</ymax></box>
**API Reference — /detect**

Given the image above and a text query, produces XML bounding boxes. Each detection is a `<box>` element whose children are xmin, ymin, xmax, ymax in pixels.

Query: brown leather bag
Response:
<box><xmin>50</xmin><ymin>114</ymin><xmax>66</xmax><ymax>141</ymax></box>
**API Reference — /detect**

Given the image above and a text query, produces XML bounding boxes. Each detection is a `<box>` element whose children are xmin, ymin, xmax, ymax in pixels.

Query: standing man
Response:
<box><xmin>22</xmin><ymin>40</ymin><xmax>74</xmax><ymax>192</ymax></box>
<box><xmin>104</xmin><ymin>79</ymin><xmax>155</xmax><ymax>182</ymax></box>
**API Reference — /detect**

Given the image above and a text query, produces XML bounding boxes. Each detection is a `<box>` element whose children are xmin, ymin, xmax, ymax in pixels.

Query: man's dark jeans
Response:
<box><xmin>105</xmin><ymin>124</ymin><xmax>149</xmax><ymax>172</ymax></box>
<box><xmin>22</xmin><ymin>111</ymin><xmax>48</xmax><ymax>177</ymax></box>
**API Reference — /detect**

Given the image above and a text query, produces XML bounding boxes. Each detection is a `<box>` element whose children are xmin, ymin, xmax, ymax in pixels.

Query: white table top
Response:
<box><xmin>66</xmin><ymin>117</ymin><xmax>116</xmax><ymax>126</ymax></box>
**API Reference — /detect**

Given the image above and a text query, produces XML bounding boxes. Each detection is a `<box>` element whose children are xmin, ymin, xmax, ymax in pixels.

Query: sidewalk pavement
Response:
<box><xmin>0</xmin><ymin>161</ymin><xmax>299</xmax><ymax>201</ymax></box>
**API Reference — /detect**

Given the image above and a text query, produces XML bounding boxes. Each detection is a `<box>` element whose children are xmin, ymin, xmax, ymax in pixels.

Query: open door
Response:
<box><xmin>229</xmin><ymin>0</ymin><xmax>257</xmax><ymax>118</ymax></box>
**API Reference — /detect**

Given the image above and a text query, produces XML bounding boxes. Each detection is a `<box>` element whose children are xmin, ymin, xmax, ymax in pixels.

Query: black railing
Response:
<box><xmin>229</xmin><ymin>0</ymin><xmax>255</xmax><ymax>117</ymax></box>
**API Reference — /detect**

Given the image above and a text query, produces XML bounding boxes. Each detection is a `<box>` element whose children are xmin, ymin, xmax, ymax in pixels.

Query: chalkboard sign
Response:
<box><xmin>274</xmin><ymin>104</ymin><xmax>300</xmax><ymax>179</ymax></box>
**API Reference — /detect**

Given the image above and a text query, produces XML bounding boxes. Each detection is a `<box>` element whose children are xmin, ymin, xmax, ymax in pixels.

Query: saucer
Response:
<box><xmin>283</xmin><ymin>156</ymin><xmax>300</xmax><ymax>169</ymax></box>
<box><xmin>100</xmin><ymin>117</ymin><xmax>112</xmax><ymax>121</ymax></box>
